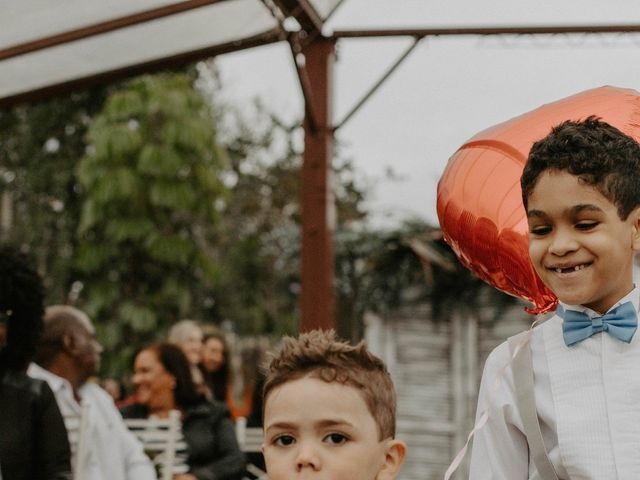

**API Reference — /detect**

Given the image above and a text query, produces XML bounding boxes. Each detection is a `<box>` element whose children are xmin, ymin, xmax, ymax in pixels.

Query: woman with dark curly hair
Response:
<box><xmin>121</xmin><ymin>342</ymin><xmax>246</xmax><ymax>480</ymax></box>
<box><xmin>0</xmin><ymin>245</ymin><xmax>72</xmax><ymax>480</ymax></box>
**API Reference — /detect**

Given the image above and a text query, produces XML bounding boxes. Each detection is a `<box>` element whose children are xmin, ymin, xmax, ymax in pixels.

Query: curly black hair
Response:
<box><xmin>0</xmin><ymin>245</ymin><xmax>44</xmax><ymax>373</ymax></box>
<box><xmin>521</xmin><ymin>116</ymin><xmax>640</xmax><ymax>219</ymax></box>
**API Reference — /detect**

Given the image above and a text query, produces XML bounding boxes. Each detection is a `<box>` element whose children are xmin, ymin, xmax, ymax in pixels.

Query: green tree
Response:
<box><xmin>75</xmin><ymin>73</ymin><xmax>227</xmax><ymax>374</ymax></box>
<box><xmin>335</xmin><ymin>220</ymin><xmax>519</xmax><ymax>342</ymax></box>
<box><xmin>5</xmin><ymin>66</ymin><xmax>452</xmax><ymax>376</ymax></box>
<box><xmin>209</xmin><ymin>97</ymin><xmax>366</xmax><ymax>336</ymax></box>
<box><xmin>335</xmin><ymin>221</ymin><xmax>432</xmax><ymax>341</ymax></box>
<box><xmin>0</xmin><ymin>89</ymin><xmax>106</xmax><ymax>302</ymax></box>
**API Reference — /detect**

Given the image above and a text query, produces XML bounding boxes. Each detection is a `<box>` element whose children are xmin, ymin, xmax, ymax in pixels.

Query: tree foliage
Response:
<box><xmin>335</xmin><ymin>221</ymin><xmax>431</xmax><ymax>341</ymax></box>
<box><xmin>75</xmin><ymin>73</ymin><xmax>227</xmax><ymax>373</ymax></box>
<box><xmin>209</xmin><ymin>95</ymin><xmax>367</xmax><ymax>337</ymax></box>
<box><xmin>335</xmin><ymin>220</ymin><xmax>519</xmax><ymax>342</ymax></box>
<box><xmin>0</xmin><ymin>89</ymin><xmax>106</xmax><ymax>301</ymax></box>
<box><xmin>0</xmin><ymin>67</ymin><xmax>511</xmax><ymax>377</ymax></box>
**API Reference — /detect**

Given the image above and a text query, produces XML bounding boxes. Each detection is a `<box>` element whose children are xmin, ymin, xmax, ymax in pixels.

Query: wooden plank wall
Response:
<box><xmin>365</xmin><ymin>302</ymin><xmax>533</xmax><ymax>480</ymax></box>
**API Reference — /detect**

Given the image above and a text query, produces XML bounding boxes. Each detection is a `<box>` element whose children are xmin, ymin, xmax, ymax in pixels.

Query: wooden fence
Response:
<box><xmin>365</xmin><ymin>302</ymin><xmax>533</xmax><ymax>480</ymax></box>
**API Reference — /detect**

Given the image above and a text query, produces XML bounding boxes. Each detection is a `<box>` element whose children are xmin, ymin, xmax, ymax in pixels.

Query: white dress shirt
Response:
<box><xmin>28</xmin><ymin>363</ymin><xmax>156</xmax><ymax>480</ymax></box>
<box><xmin>469</xmin><ymin>288</ymin><xmax>640</xmax><ymax>480</ymax></box>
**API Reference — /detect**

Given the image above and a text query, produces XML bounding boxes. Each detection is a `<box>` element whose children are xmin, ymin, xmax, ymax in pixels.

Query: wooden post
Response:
<box><xmin>299</xmin><ymin>37</ymin><xmax>335</xmax><ymax>332</ymax></box>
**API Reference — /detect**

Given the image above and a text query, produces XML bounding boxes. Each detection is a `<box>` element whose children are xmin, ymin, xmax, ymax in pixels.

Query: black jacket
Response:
<box><xmin>0</xmin><ymin>371</ymin><xmax>72</xmax><ymax>480</ymax></box>
<box><xmin>121</xmin><ymin>400</ymin><xmax>246</xmax><ymax>480</ymax></box>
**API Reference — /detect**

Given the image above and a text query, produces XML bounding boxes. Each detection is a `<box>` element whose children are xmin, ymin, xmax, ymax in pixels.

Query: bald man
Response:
<box><xmin>28</xmin><ymin>305</ymin><xmax>156</xmax><ymax>480</ymax></box>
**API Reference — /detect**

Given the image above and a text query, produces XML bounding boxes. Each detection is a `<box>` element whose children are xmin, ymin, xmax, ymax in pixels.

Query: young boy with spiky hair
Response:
<box><xmin>470</xmin><ymin>117</ymin><xmax>640</xmax><ymax>479</ymax></box>
<box><xmin>261</xmin><ymin>329</ymin><xmax>407</xmax><ymax>480</ymax></box>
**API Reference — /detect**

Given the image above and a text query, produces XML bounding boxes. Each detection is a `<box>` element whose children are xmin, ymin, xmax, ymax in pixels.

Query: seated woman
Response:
<box><xmin>121</xmin><ymin>342</ymin><xmax>245</xmax><ymax>480</ymax></box>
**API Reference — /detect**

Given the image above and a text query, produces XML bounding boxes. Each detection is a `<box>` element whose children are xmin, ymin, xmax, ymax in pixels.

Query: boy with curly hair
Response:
<box><xmin>261</xmin><ymin>329</ymin><xmax>406</xmax><ymax>480</ymax></box>
<box><xmin>470</xmin><ymin>117</ymin><xmax>640</xmax><ymax>479</ymax></box>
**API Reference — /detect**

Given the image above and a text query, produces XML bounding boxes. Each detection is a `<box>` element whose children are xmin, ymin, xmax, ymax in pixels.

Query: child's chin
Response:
<box><xmin>554</xmin><ymin>292</ymin><xmax>587</xmax><ymax>307</ymax></box>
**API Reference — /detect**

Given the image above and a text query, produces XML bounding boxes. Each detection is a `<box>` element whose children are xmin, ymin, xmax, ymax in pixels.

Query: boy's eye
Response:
<box><xmin>530</xmin><ymin>225</ymin><xmax>551</xmax><ymax>236</ymax></box>
<box><xmin>273</xmin><ymin>435</ymin><xmax>295</xmax><ymax>447</ymax></box>
<box><xmin>575</xmin><ymin>221</ymin><xmax>598</xmax><ymax>231</ymax></box>
<box><xmin>324</xmin><ymin>433</ymin><xmax>348</xmax><ymax>445</ymax></box>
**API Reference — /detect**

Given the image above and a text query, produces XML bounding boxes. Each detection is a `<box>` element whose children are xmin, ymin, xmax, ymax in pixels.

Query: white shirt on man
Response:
<box><xmin>469</xmin><ymin>287</ymin><xmax>640</xmax><ymax>479</ymax></box>
<box><xmin>28</xmin><ymin>363</ymin><xmax>156</xmax><ymax>480</ymax></box>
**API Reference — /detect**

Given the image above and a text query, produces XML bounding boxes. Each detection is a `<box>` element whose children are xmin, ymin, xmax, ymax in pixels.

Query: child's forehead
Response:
<box><xmin>264</xmin><ymin>375</ymin><xmax>379</xmax><ymax>433</ymax></box>
<box><xmin>265</xmin><ymin>374</ymin><xmax>368</xmax><ymax>411</ymax></box>
<box><xmin>525</xmin><ymin>172</ymin><xmax>636</xmax><ymax>227</ymax></box>
<box><xmin>272</xmin><ymin>372</ymin><xmax>360</xmax><ymax>395</ymax></box>
<box><xmin>527</xmin><ymin>170</ymin><xmax>615</xmax><ymax>211</ymax></box>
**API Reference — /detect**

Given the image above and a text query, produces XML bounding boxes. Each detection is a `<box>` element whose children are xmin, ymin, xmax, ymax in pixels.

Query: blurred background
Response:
<box><xmin>2</xmin><ymin>1</ymin><xmax>640</xmax><ymax>478</ymax></box>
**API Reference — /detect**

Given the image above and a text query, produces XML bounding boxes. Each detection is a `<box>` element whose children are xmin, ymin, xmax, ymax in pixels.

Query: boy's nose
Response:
<box><xmin>548</xmin><ymin>229</ymin><xmax>579</xmax><ymax>255</ymax></box>
<box><xmin>295</xmin><ymin>443</ymin><xmax>321</xmax><ymax>472</ymax></box>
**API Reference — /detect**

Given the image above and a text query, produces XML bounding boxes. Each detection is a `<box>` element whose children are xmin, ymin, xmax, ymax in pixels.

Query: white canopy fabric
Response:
<box><xmin>0</xmin><ymin>0</ymin><xmax>342</xmax><ymax>104</ymax></box>
<box><xmin>3</xmin><ymin>0</ymin><xmax>640</xmax><ymax>107</ymax></box>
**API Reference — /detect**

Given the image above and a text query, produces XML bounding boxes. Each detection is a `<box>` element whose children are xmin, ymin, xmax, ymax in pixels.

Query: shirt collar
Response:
<box><xmin>27</xmin><ymin>362</ymin><xmax>74</xmax><ymax>394</ymax></box>
<box><xmin>559</xmin><ymin>285</ymin><xmax>640</xmax><ymax>319</ymax></box>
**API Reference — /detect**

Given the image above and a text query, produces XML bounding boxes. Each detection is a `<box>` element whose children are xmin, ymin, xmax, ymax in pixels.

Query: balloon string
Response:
<box><xmin>443</xmin><ymin>318</ymin><xmax>542</xmax><ymax>480</ymax></box>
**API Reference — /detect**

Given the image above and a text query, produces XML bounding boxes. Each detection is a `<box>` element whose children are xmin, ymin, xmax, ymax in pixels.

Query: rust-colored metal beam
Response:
<box><xmin>287</xmin><ymin>32</ymin><xmax>320</xmax><ymax>132</ymax></box>
<box><xmin>0</xmin><ymin>29</ymin><xmax>281</xmax><ymax>109</ymax></box>
<box><xmin>0</xmin><ymin>0</ymin><xmax>226</xmax><ymax>61</ymax></box>
<box><xmin>261</xmin><ymin>1</ymin><xmax>321</xmax><ymax>131</ymax></box>
<box><xmin>333</xmin><ymin>24</ymin><xmax>640</xmax><ymax>39</ymax></box>
<box><xmin>300</xmin><ymin>36</ymin><xmax>335</xmax><ymax>332</ymax></box>
<box><xmin>270</xmin><ymin>0</ymin><xmax>324</xmax><ymax>35</ymax></box>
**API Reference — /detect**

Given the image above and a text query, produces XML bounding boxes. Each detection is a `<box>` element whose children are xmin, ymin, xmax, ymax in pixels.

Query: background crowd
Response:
<box><xmin>0</xmin><ymin>244</ymin><xmax>265</xmax><ymax>480</ymax></box>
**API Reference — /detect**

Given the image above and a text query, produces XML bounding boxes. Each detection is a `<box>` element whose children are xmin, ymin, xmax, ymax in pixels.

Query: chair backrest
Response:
<box><xmin>124</xmin><ymin>410</ymin><xmax>188</xmax><ymax>480</ymax></box>
<box><xmin>236</xmin><ymin>417</ymin><xmax>267</xmax><ymax>479</ymax></box>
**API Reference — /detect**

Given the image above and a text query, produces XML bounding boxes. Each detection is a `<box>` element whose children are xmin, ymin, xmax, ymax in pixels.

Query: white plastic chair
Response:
<box><xmin>124</xmin><ymin>410</ymin><xmax>188</xmax><ymax>480</ymax></box>
<box><xmin>236</xmin><ymin>416</ymin><xmax>267</xmax><ymax>480</ymax></box>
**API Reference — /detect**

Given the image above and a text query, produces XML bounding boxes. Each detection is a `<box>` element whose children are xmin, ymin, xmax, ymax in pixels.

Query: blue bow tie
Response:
<box><xmin>560</xmin><ymin>301</ymin><xmax>638</xmax><ymax>347</ymax></box>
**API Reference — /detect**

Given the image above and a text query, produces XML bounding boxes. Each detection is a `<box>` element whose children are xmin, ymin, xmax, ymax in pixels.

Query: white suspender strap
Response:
<box><xmin>508</xmin><ymin>332</ymin><xmax>559</xmax><ymax>480</ymax></box>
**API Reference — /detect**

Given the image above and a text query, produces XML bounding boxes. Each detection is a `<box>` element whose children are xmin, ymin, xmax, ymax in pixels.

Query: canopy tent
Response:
<box><xmin>0</xmin><ymin>0</ymin><xmax>344</xmax><ymax>105</ymax></box>
<box><xmin>3</xmin><ymin>0</ymin><xmax>640</xmax><ymax>331</ymax></box>
<box><xmin>1</xmin><ymin>0</ymin><xmax>342</xmax><ymax>332</ymax></box>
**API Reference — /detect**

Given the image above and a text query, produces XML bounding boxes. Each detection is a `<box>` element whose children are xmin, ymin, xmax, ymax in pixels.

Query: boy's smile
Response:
<box><xmin>262</xmin><ymin>375</ymin><xmax>404</xmax><ymax>480</ymax></box>
<box><xmin>526</xmin><ymin>170</ymin><xmax>640</xmax><ymax>313</ymax></box>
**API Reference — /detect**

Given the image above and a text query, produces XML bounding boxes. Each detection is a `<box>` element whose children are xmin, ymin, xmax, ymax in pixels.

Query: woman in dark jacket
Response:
<box><xmin>121</xmin><ymin>342</ymin><xmax>245</xmax><ymax>480</ymax></box>
<box><xmin>0</xmin><ymin>245</ymin><xmax>72</xmax><ymax>480</ymax></box>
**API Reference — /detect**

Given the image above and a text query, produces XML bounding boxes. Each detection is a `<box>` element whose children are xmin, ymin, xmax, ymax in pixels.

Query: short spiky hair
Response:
<box><xmin>521</xmin><ymin>116</ymin><xmax>640</xmax><ymax>219</ymax></box>
<box><xmin>0</xmin><ymin>245</ymin><xmax>44</xmax><ymax>372</ymax></box>
<box><xmin>263</xmin><ymin>329</ymin><xmax>397</xmax><ymax>440</ymax></box>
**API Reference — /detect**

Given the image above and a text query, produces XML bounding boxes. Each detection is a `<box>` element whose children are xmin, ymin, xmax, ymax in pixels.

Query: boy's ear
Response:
<box><xmin>631</xmin><ymin>207</ymin><xmax>640</xmax><ymax>251</ymax></box>
<box><xmin>377</xmin><ymin>439</ymin><xmax>407</xmax><ymax>480</ymax></box>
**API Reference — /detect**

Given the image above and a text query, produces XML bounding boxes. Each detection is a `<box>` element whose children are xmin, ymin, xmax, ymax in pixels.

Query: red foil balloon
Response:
<box><xmin>437</xmin><ymin>86</ymin><xmax>640</xmax><ymax>314</ymax></box>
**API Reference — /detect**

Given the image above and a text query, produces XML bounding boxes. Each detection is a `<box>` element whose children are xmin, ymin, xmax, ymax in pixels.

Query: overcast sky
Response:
<box><xmin>215</xmin><ymin>0</ymin><xmax>640</xmax><ymax>228</ymax></box>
